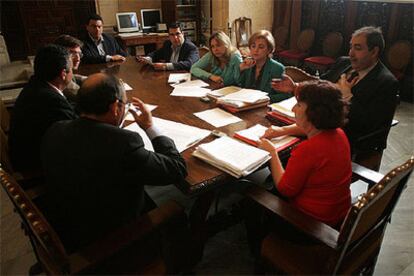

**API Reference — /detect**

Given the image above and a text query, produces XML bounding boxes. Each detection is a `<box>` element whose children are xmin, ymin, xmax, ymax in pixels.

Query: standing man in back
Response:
<box><xmin>82</xmin><ymin>14</ymin><xmax>127</xmax><ymax>64</ymax></box>
<box><xmin>9</xmin><ymin>44</ymin><xmax>78</xmax><ymax>171</ymax></box>
<box><xmin>137</xmin><ymin>22</ymin><xmax>199</xmax><ymax>71</ymax></box>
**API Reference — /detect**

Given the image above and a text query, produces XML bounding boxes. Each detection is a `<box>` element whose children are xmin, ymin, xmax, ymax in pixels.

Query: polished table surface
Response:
<box><xmin>78</xmin><ymin>57</ymin><xmax>285</xmax><ymax>196</ymax></box>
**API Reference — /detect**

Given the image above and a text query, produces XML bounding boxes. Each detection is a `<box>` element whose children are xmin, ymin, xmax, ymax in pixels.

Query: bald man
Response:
<box><xmin>41</xmin><ymin>73</ymin><xmax>187</xmax><ymax>252</ymax></box>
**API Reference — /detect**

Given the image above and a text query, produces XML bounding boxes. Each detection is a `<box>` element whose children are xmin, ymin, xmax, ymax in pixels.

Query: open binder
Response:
<box><xmin>192</xmin><ymin>136</ymin><xmax>271</xmax><ymax>178</ymax></box>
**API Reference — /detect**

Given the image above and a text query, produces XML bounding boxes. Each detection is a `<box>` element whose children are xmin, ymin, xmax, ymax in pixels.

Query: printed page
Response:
<box><xmin>170</xmin><ymin>87</ymin><xmax>211</xmax><ymax>97</ymax></box>
<box><xmin>194</xmin><ymin>108</ymin><xmax>242</xmax><ymax>128</ymax></box>
<box><xmin>123</xmin><ymin>82</ymin><xmax>133</xmax><ymax>91</ymax></box>
<box><xmin>152</xmin><ymin>117</ymin><xmax>211</xmax><ymax>152</ymax></box>
<box><xmin>173</xmin><ymin>79</ymin><xmax>209</xmax><ymax>88</ymax></box>
<box><xmin>124</xmin><ymin>103</ymin><xmax>158</xmax><ymax>122</ymax></box>
<box><xmin>221</xmin><ymin>89</ymin><xmax>268</xmax><ymax>103</ymax></box>
<box><xmin>168</xmin><ymin>73</ymin><xmax>191</xmax><ymax>83</ymax></box>
<box><xmin>269</xmin><ymin>97</ymin><xmax>296</xmax><ymax>118</ymax></box>
<box><xmin>235</xmin><ymin>124</ymin><xmax>268</xmax><ymax>142</ymax></box>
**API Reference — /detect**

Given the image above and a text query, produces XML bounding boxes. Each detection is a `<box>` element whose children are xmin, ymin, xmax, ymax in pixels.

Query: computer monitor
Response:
<box><xmin>140</xmin><ymin>9</ymin><xmax>162</xmax><ymax>30</ymax></box>
<box><xmin>116</xmin><ymin>12</ymin><xmax>140</xmax><ymax>33</ymax></box>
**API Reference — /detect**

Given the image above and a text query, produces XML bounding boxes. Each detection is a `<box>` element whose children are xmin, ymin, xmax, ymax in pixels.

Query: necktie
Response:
<box><xmin>347</xmin><ymin>71</ymin><xmax>359</xmax><ymax>82</ymax></box>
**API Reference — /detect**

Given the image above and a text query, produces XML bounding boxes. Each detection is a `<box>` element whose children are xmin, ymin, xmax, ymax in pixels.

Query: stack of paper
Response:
<box><xmin>170</xmin><ymin>87</ymin><xmax>211</xmax><ymax>97</ymax></box>
<box><xmin>172</xmin><ymin>79</ymin><xmax>209</xmax><ymax>88</ymax></box>
<box><xmin>193</xmin><ymin>136</ymin><xmax>271</xmax><ymax>178</ymax></box>
<box><xmin>124</xmin><ymin>117</ymin><xmax>211</xmax><ymax>153</ymax></box>
<box><xmin>233</xmin><ymin>124</ymin><xmax>300</xmax><ymax>151</ymax></box>
<box><xmin>207</xmin><ymin>86</ymin><xmax>241</xmax><ymax>98</ymax></box>
<box><xmin>194</xmin><ymin>108</ymin><xmax>242</xmax><ymax>128</ymax></box>
<box><xmin>267</xmin><ymin>96</ymin><xmax>296</xmax><ymax>124</ymax></box>
<box><xmin>216</xmin><ymin>89</ymin><xmax>270</xmax><ymax>113</ymax></box>
<box><xmin>168</xmin><ymin>73</ymin><xmax>191</xmax><ymax>84</ymax></box>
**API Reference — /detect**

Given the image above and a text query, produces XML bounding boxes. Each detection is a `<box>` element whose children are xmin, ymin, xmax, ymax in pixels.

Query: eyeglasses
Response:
<box><xmin>169</xmin><ymin>32</ymin><xmax>182</xmax><ymax>37</ymax></box>
<box><xmin>70</xmin><ymin>50</ymin><xmax>83</xmax><ymax>58</ymax></box>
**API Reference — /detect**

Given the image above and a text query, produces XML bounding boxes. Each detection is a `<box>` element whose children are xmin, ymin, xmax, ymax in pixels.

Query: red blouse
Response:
<box><xmin>277</xmin><ymin>128</ymin><xmax>352</xmax><ymax>227</ymax></box>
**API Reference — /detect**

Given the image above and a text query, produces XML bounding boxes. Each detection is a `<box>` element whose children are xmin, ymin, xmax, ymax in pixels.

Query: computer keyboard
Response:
<box><xmin>118</xmin><ymin>32</ymin><xmax>143</xmax><ymax>37</ymax></box>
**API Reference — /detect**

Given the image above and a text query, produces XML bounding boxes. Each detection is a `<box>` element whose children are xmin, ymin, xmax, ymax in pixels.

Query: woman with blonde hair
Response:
<box><xmin>191</xmin><ymin>31</ymin><xmax>242</xmax><ymax>86</ymax></box>
<box><xmin>239</xmin><ymin>30</ymin><xmax>288</xmax><ymax>102</ymax></box>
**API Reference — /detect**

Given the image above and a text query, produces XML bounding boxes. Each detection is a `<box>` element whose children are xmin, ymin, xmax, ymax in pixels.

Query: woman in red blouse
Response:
<box><xmin>259</xmin><ymin>80</ymin><xmax>352</xmax><ymax>227</ymax></box>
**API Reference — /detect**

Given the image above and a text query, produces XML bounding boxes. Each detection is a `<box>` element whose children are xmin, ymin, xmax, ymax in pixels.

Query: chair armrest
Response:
<box><xmin>245</xmin><ymin>186</ymin><xmax>339</xmax><ymax>249</ymax></box>
<box><xmin>69</xmin><ymin>200</ymin><xmax>186</xmax><ymax>273</ymax></box>
<box><xmin>351</xmin><ymin>162</ymin><xmax>384</xmax><ymax>184</ymax></box>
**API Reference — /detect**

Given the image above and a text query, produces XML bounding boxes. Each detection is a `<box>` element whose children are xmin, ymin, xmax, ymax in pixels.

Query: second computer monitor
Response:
<box><xmin>141</xmin><ymin>9</ymin><xmax>162</xmax><ymax>31</ymax></box>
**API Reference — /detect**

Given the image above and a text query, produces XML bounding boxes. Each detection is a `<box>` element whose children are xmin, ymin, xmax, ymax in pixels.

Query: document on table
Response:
<box><xmin>124</xmin><ymin>117</ymin><xmax>211</xmax><ymax>153</ymax></box>
<box><xmin>194</xmin><ymin>108</ymin><xmax>242</xmax><ymax>128</ymax></box>
<box><xmin>152</xmin><ymin>117</ymin><xmax>211</xmax><ymax>152</ymax></box>
<box><xmin>123</xmin><ymin>82</ymin><xmax>133</xmax><ymax>91</ymax></box>
<box><xmin>234</xmin><ymin>124</ymin><xmax>300</xmax><ymax>150</ymax></box>
<box><xmin>269</xmin><ymin>96</ymin><xmax>297</xmax><ymax>119</ymax></box>
<box><xmin>172</xmin><ymin>79</ymin><xmax>209</xmax><ymax>88</ymax></box>
<box><xmin>192</xmin><ymin>136</ymin><xmax>271</xmax><ymax>178</ymax></box>
<box><xmin>124</xmin><ymin>103</ymin><xmax>158</xmax><ymax>122</ymax></box>
<box><xmin>208</xmin><ymin>86</ymin><xmax>241</xmax><ymax>97</ymax></box>
<box><xmin>170</xmin><ymin>87</ymin><xmax>211</xmax><ymax>97</ymax></box>
<box><xmin>220</xmin><ymin>89</ymin><xmax>269</xmax><ymax>103</ymax></box>
<box><xmin>168</xmin><ymin>73</ymin><xmax>191</xmax><ymax>84</ymax></box>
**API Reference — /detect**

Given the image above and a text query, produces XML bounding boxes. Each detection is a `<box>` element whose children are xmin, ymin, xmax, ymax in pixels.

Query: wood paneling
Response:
<box><xmin>1</xmin><ymin>0</ymin><xmax>96</xmax><ymax>60</ymax></box>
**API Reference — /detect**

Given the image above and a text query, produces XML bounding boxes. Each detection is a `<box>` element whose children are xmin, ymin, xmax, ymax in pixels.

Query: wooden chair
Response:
<box><xmin>0</xmin><ymin>98</ymin><xmax>10</xmax><ymax>133</ymax></box>
<box><xmin>0</xmin><ymin>34</ymin><xmax>33</xmax><ymax>90</ymax></box>
<box><xmin>278</xmin><ymin>28</ymin><xmax>315</xmax><ymax>67</ymax></box>
<box><xmin>303</xmin><ymin>32</ymin><xmax>344</xmax><ymax>73</ymax></box>
<box><xmin>245</xmin><ymin>157</ymin><xmax>414</xmax><ymax>274</ymax></box>
<box><xmin>234</xmin><ymin>17</ymin><xmax>252</xmax><ymax>57</ymax></box>
<box><xmin>352</xmin><ymin>119</ymin><xmax>399</xmax><ymax>172</ymax></box>
<box><xmin>0</xmin><ymin>168</ymin><xmax>192</xmax><ymax>275</ymax></box>
<box><xmin>284</xmin><ymin>66</ymin><xmax>318</xmax><ymax>83</ymax></box>
<box><xmin>1</xmin><ymin>132</ymin><xmax>44</xmax><ymax>201</ymax></box>
<box><xmin>386</xmin><ymin>40</ymin><xmax>412</xmax><ymax>81</ymax></box>
<box><xmin>273</xmin><ymin>26</ymin><xmax>289</xmax><ymax>58</ymax></box>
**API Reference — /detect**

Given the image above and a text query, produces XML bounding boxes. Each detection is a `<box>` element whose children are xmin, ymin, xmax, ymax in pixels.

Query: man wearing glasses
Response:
<box><xmin>41</xmin><ymin>73</ymin><xmax>187</xmax><ymax>252</ymax></box>
<box><xmin>137</xmin><ymin>22</ymin><xmax>199</xmax><ymax>71</ymax></box>
<box><xmin>54</xmin><ymin>35</ymin><xmax>88</xmax><ymax>101</ymax></box>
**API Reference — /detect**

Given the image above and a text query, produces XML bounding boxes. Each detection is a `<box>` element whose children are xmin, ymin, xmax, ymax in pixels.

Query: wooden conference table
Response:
<box><xmin>78</xmin><ymin>57</ymin><xmax>289</xmax><ymax>197</ymax></box>
<box><xmin>79</xmin><ymin>57</ymin><xmax>295</xmax><ymax>263</ymax></box>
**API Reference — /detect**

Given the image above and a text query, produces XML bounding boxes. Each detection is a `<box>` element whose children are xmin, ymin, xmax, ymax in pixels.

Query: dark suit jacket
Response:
<box><xmin>8</xmin><ymin>76</ymin><xmax>78</xmax><ymax>171</ymax></box>
<box><xmin>148</xmin><ymin>39</ymin><xmax>199</xmax><ymax>71</ymax></box>
<box><xmin>322</xmin><ymin>57</ymin><xmax>399</xmax><ymax>151</ymax></box>
<box><xmin>81</xmin><ymin>33</ymin><xmax>127</xmax><ymax>64</ymax></box>
<box><xmin>41</xmin><ymin>118</ymin><xmax>187</xmax><ymax>252</ymax></box>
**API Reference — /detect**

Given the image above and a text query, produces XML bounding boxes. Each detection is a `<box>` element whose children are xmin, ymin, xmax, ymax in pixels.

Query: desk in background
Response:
<box><xmin>116</xmin><ymin>33</ymin><xmax>169</xmax><ymax>56</ymax></box>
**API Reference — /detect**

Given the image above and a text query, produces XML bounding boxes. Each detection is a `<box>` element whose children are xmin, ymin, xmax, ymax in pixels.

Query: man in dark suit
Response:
<box><xmin>81</xmin><ymin>14</ymin><xmax>127</xmax><ymax>64</ymax></box>
<box><xmin>137</xmin><ymin>22</ymin><xmax>199</xmax><ymax>71</ymax></box>
<box><xmin>270</xmin><ymin>26</ymin><xmax>398</xmax><ymax>155</ymax></box>
<box><xmin>9</xmin><ymin>44</ymin><xmax>78</xmax><ymax>172</ymax></box>
<box><xmin>41</xmin><ymin>73</ymin><xmax>187</xmax><ymax>252</ymax></box>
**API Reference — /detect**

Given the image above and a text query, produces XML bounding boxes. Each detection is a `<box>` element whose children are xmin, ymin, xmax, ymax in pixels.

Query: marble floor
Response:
<box><xmin>1</xmin><ymin>102</ymin><xmax>413</xmax><ymax>275</ymax></box>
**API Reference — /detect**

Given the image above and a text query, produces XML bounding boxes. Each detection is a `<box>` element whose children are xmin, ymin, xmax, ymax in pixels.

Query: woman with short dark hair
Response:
<box><xmin>259</xmin><ymin>80</ymin><xmax>351</xmax><ymax>227</ymax></box>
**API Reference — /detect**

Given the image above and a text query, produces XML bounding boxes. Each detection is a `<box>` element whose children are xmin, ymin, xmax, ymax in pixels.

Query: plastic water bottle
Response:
<box><xmin>315</xmin><ymin>70</ymin><xmax>320</xmax><ymax>79</ymax></box>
